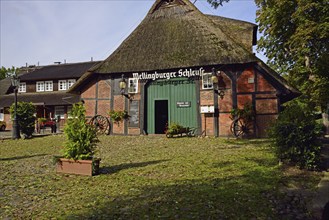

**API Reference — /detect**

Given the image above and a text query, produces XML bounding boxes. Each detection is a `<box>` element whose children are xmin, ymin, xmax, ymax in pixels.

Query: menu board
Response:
<box><xmin>129</xmin><ymin>100</ymin><xmax>139</xmax><ymax>127</ymax></box>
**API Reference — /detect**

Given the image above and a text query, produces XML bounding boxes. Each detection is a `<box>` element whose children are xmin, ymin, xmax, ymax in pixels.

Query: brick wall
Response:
<box><xmin>79</xmin><ymin>65</ymin><xmax>282</xmax><ymax>137</ymax></box>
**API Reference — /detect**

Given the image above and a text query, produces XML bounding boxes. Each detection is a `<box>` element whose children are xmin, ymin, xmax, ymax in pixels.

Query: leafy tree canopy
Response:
<box><xmin>0</xmin><ymin>66</ymin><xmax>17</xmax><ymax>80</ymax></box>
<box><xmin>255</xmin><ymin>0</ymin><xmax>329</xmax><ymax>111</ymax></box>
<box><xmin>207</xmin><ymin>0</ymin><xmax>329</xmax><ymax>111</ymax></box>
<box><xmin>206</xmin><ymin>0</ymin><xmax>230</xmax><ymax>8</ymax></box>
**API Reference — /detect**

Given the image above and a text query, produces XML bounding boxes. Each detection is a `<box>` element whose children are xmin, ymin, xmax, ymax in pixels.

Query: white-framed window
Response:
<box><xmin>45</xmin><ymin>81</ymin><xmax>53</xmax><ymax>91</ymax></box>
<box><xmin>67</xmin><ymin>79</ymin><xmax>76</xmax><ymax>89</ymax></box>
<box><xmin>59</xmin><ymin>80</ymin><xmax>67</xmax><ymax>91</ymax></box>
<box><xmin>202</xmin><ymin>72</ymin><xmax>213</xmax><ymax>89</ymax></box>
<box><xmin>128</xmin><ymin>78</ymin><xmax>138</xmax><ymax>93</ymax></box>
<box><xmin>55</xmin><ymin>106</ymin><xmax>65</xmax><ymax>119</ymax></box>
<box><xmin>36</xmin><ymin>81</ymin><xmax>45</xmax><ymax>92</ymax></box>
<box><xmin>18</xmin><ymin>82</ymin><xmax>26</xmax><ymax>93</ymax></box>
<box><xmin>0</xmin><ymin>108</ymin><xmax>4</xmax><ymax>121</ymax></box>
<box><xmin>67</xmin><ymin>105</ymin><xmax>73</xmax><ymax>118</ymax></box>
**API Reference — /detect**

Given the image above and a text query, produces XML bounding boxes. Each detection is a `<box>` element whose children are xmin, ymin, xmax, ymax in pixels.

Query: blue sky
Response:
<box><xmin>0</xmin><ymin>0</ymin><xmax>264</xmax><ymax>68</ymax></box>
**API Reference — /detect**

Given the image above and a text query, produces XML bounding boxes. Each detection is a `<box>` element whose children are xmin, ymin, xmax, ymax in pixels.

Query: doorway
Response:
<box><xmin>155</xmin><ymin>100</ymin><xmax>168</xmax><ymax>134</ymax></box>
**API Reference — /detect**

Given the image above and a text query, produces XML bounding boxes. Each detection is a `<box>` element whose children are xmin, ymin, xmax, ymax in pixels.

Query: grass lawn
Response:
<box><xmin>0</xmin><ymin>135</ymin><xmax>321</xmax><ymax>219</ymax></box>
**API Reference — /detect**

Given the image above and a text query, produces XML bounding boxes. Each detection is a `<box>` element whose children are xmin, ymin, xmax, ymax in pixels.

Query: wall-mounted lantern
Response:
<box><xmin>211</xmin><ymin>68</ymin><xmax>226</xmax><ymax>99</ymax></box>
<box><xmin>119</xmin><ymin>74</ymin><xmax>133</xmax><ymax>100</ymax></box>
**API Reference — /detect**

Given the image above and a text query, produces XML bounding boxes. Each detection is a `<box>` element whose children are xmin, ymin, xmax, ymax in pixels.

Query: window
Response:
<box><xmin>202</xmin><ymin>72</ymin><xmax>213</xmax><ymax>89</ymax></box>
<box><xmin>128</xmin><ymin>78</ymin><xmax>138</xmax><ymax>93</ymax></box>
<box><xmin>67</xmin><ymin>106</ymin><xmax>73</xmax><ymax>118</ymax></box>
<box><xmin>55</xmin><ymin>106</ymin><xmax>65</xmax><ymax>119</ymax></box>
<box><xmin>0</xmin><ymin>108</ymin><xmax>4</xmax><ymax>121</ymax></box>
<box><xmin>36</xmin><ymin>81</ymin><xmax>45</xmax><ymax>92</ymax></box>
<box><xmin>59</xmin><ymin>80</ymin><xmax>67</xmax><ymax>91</ymax></box>
<box><xmin>67</xmin><ymin>79</ymin><xmax>76</xmax><ymax>89</ymax></box>
<box><xmin>18</xmin><ymin>82</ymin><xmax>26</xmax><ymax>93</ymax></box>
<box><xmin>45</xmin><ymin>81</ymin><xmax>53</xmax><ymax>91</ymax></box>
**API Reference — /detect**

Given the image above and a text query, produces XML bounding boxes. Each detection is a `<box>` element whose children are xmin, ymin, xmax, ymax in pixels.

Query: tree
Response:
<box><xmin>0</xmin><ymin>66</ymin><xmax>17</xmax><ymax>80</ymax></box>
<box><xmin>206</xmin><ymin>0</ymin><xmax>329</xmax><ymax>112</ymax></box>
<box><xmin>206</xmin><ymin>0</ymin><xmax>230</xmax><ymax>8</ymax></box>
<box><xmin>9</xmin><ymin>102</ymin><xmax>36</xmax><ymax>138</ymax></box>
<box><xmin>255</xmin><ymin>0</ymin><xmax>329</xmax><ymax>111</ymax></box>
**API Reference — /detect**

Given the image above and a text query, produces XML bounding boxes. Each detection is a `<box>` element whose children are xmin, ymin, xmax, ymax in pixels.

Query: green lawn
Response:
<box><xmin>0</xmin><ymin>135</ymin><xmax>320</xmax><ymax>219</ymax></box>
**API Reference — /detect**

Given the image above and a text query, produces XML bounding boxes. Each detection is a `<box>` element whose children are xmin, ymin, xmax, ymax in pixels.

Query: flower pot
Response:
<box><xmin>56</xmin><ymin>158</ymin><xmax>100</xmax><ymax>176</ymax></box>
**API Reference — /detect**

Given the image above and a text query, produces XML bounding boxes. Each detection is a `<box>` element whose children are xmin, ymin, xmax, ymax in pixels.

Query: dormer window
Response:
<box><xmin>67</xmin><ymin>79</ymin><xmax>76</xmax><ymax>89</ymax></box>
<box><xmin>18</xmin><ymin>82</ymin><xmax>26</xmax><ymax>93</ymax></box>
<box><xmin>45</xmin><ymin>81</ymin><xmax>53</xmax><ymax>91</ymax></box>
<box><xmin>59</xmin><ymin>79</ymin><xmax>76</xmax><ymax>91</ymax></box>
<box><xmin>59</xmin><ymin>80</ymin><xmax>67</xmax><ymax>91</ymax></box>
<box><xmin>36</xmin><ymin>81</ymin><xmax>45</xmax><ymax>92</ymax></box>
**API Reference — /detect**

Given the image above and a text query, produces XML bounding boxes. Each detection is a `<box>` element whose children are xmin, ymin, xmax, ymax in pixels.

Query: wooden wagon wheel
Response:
<box><xmin>90</xmin><ymin>115</ymin><xmax>110</xmax><ymax>135</ymax></box>
<box><xmin>230</xmin><ymin>117</ymin><xmax>253</xmax><ymax>138</ymax></box>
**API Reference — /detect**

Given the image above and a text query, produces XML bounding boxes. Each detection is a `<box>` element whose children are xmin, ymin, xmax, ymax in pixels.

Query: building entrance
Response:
<box><xmin>154</xmin><ymin>100</ymin><xmax>168</xmax><ymax>134</ymax></box>
<box><xmin>146</xmin><ymin>78</ymin><xmax>198</xmax><ymax>134</ymax></box>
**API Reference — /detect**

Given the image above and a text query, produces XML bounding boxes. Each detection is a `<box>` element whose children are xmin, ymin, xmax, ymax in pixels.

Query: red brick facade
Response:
<box><xmin>80</xmin><ymin>63</ymin><xmax>286</xmax><ymax>137</ymax></box>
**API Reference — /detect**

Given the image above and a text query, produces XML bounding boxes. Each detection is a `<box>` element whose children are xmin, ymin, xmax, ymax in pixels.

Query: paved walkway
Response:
<box><xmin>0</xmin><ymin>128</ymin><xmax>61</xmax><ymax>140</ymax></box>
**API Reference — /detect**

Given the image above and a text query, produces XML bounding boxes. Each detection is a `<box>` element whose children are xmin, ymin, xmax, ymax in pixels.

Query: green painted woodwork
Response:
<box><xmin>146</xmin><ymin>78</ymin><xmax>198</xmax><ymax>134</ymax></box>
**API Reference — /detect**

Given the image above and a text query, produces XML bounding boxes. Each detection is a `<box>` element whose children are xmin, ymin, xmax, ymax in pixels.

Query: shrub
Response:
<box><xmin>62</xmin><ymin>103</ymin><xmax>98</xmax><ymax>160</ymax></box>
<box><xmin>269</xmin><ymin>103</ymin><xmax>322</xmax><ymax>170</ymax></box>
<box><xmin>166</xmin><ymin>122</ymin><xmax>186</xmax><ymax>134</ymax></box>
<box><xmin>10</xmin><ymin>102</ymin><xmax>36</xmax><ymax>138</ymax></box>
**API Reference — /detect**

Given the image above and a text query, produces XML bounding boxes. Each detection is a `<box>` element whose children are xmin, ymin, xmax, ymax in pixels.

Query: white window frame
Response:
<box><xmin>54</xmin><ymin>106</ymin><xmax>65</xmax><ymax>119</ymax></box>
<box><xmin>67</xmin><ymin>79</ymin><xmax>76</xmax><ymax>89</ymax></box>
<box><xmin>45</xmin><ymin>81</ymin><xmax>53</xmax><ymax>92</ymax></box>
<box><xmin>59</xmin><ymin>80</ymin><xmax>67</xmax><ymax>91</ymax></box>
<box><xmin>128</xmin><ymin>78</ymin><xmax>138</xmax><ymax>94</ymax></box>
<box><xmin>67</xmin><ymin>105</ymin><xmax>73</xmax><ymax>118</ymax></box>
<box><xmin>202</xmin><ymin>72</ymin><xmax>213</xmax><ymax>90</ymax></box>
<box><xmin>18</xmin><ymin>82</ymin><xmax>26</xmax><ymax>93</ymax></box>
<box><xmin>36</xmin><ymin>81</ymin><xmax>45</xmax><ymax>92</ymax></box>
<box><xmin>0</xmin><ymin>108</ymin><xmax>4</xmax><ymax>121</ymax></box>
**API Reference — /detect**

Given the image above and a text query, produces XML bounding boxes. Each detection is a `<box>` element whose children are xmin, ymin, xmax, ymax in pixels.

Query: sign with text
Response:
<box><xmin>176</xmin><ymin>101</ymin><xmax>191</xmax><ymax>108</ymax></box>
<box><xmin>200</xmin><ymin>106</ymin><xmax>215</xmax><ymax>113</ymax></box>
<box><xmin>133</xmin><ymin>67</ymin><xmax>205</xmax><ymax>81</ymax></box>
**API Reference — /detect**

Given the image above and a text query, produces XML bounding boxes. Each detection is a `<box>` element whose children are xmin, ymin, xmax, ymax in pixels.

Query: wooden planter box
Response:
<box><xmin>56</xmin><ymin>158</ymin><xmax>100</xmax><ymax>176</ymax></box>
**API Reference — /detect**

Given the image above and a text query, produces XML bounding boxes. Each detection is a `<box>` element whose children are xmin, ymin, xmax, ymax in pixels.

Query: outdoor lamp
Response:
<box><xmin>217</xmin><ymin>71</ymin><xmax>226</xmax><ymax>99</ymax></box>
<box><xmin>211</xmin><ymin>68</ymin><xmax>218</xmax><ymax>84</ymax></box>
<box><xmin>212</xmin><ymin>68</ymin><xmax>226</xmax><ymax>100</ymax></box>
<box><xmin>119</xmin><ymin>74</ymin><xmax>132</xmax><ymax>100</ymax></box>
<box><xmin>119</xmin><ymin>74</ymin><xmax>127</xmax><ymax>95</ymax></box>
<box><xmin>11</xmin><ymin>75</ymin><xmax>21</xmax><ymax>140</ymax></box>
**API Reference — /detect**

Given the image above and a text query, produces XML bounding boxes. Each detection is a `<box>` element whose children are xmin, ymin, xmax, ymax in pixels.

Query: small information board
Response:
<box><xmin>200</xmin><ymin>106</ymin><xmax>215</xmax><ymax>113</ymax></box>
<box><xmin>129</xmin><ymin>100</ymin><xmax>139</xmax><ymax>127</ymax></box>
<box><xmin>176</xmin><ymin>101</ymin><xmax>191</xmax><ymax>108</ymax></box>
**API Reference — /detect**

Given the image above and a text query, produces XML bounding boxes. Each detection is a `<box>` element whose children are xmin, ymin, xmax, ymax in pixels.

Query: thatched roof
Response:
<box><xmin>93</xmin><ymin>0</ymin><xmax>258</xmax><ymax>74</ymax></box>
<box><xmin>0</xmin><ymin>78</ymin><xmax>12</xmax><ymax>96</ymax></box>
<box><xmin>20</xmin><ymin>61</ymin><xmax>100</xmax><ymax>81</ymax></box>
<box><xmin>206</xmin><ymin>15</ymin><xmax>257</xmax><ymax>51</ymax></box>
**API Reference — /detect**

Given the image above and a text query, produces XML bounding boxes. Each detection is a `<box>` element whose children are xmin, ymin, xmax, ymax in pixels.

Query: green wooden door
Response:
<box><xmin>146</xmin><ymin>78</ymin><xmax>198</xmax><ymax>134</ymax></box>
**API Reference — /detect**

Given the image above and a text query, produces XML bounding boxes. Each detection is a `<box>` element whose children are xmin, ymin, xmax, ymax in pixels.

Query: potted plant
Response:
<box><xmin>55</xmin><ymin>102</ymin><xmax>100</xmax><ymax>176</ymax></box>
<box><xmin>108</xmin><ymin>110</ymin><xmax>129</xmax><ymax>125</ymax></box>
